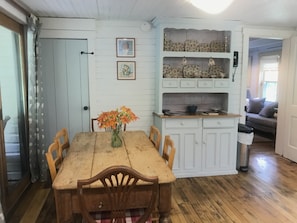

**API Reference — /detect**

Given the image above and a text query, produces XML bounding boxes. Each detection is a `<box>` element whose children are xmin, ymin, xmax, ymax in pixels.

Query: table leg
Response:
<box><xmin>54</xmin><ymin>189</ymin><xmax>74</xmax><ymax>223</ymax></box>
<box><xmin>158</xmin><ymin>183</ymin><xmax>172</xmax><ymax>223</ymax></box>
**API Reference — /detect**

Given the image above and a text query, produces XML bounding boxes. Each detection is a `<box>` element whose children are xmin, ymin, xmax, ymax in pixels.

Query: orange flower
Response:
<box><xmin>97</xmin><ymin>106</ymin><xmax>138</xmax><ymax>130</ymax></box>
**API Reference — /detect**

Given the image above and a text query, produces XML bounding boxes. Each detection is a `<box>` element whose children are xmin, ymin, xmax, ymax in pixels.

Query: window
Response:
<box><xmin>259</xmin><ymin>55</ymin><xmax>279</xmax><ymax>102</ymax></box>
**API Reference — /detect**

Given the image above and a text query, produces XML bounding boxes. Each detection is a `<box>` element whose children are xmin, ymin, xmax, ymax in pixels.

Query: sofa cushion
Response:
<box><xmin>247</xmin><ymin>98</ymin><xmax>265</xmax><ymax>114</ymax></box>
<box><xmin>246</xmin><ymin>113</ymin><xmax>277</xmax><ymax>128</ymax></box>
<box><xmin>259</xmin><ymin>102</ymin><xmax>278</xmax><ymax>118</ymax></box>
<box><xmin>246</xmin><ymin>120</ymin><xmax>276</xmax><ymax>136</ymax></box>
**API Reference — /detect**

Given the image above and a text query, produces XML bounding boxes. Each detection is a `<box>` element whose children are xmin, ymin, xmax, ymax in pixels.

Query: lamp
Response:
<box><xmin>187</xmin><ymin>0</ymin><xmax>234</xmax><ymax>14</ymax></box>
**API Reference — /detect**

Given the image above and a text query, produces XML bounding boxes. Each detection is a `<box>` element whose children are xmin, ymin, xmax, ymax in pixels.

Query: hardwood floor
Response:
<box><xmin>8</xmin><ymin>135</ymin><xmax>297</xmax><ymax>223</ymax></box>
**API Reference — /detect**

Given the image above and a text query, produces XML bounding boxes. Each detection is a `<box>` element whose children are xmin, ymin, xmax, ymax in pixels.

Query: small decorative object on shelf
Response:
<box><xmin>224</xmin><ymin>35</ymin><xmax>229</xmax><ymax>52</ymax></box>
<box><xmin>97</xmin><ymin>106</ymin><xmax>138</xmax><ymax>148</ymax></box>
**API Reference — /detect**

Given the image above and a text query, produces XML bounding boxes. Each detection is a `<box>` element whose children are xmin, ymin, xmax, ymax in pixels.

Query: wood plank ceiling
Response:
<box><xmin>11</xmin><ymin>0</ymin><xmax>297</xmax><ymax>27</ymax></box>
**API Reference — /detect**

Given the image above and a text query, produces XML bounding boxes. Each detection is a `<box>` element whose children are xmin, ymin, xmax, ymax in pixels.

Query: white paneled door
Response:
<box><xmin>40</xmin><ymin>39</ymin><xmax>90</xmax><ymax>147</ymax></box>
<box><xmin>281</xmin><ymin>36</ymin><xmax>297</xmax><ymax>162</ymax></box>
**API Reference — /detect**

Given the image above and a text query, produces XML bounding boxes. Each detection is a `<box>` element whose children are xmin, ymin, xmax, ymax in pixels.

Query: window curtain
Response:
<box><xmin>26</xmin><ymin>15</ymin><xmax>47</xmax><ymax>182</ymax></box>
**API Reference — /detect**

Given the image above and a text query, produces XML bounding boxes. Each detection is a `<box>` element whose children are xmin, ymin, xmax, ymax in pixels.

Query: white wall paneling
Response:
<box><xmin>95</xmin><ymin>20</ymin><xmax>156</xmax><ymax>133</ymax></box>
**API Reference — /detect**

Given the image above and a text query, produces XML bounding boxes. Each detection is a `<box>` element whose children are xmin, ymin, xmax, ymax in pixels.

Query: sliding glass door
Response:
<box><xmin>0</xmin><ymin>13</ymin><xmax>30</xmax><ymax>217</ymax></box>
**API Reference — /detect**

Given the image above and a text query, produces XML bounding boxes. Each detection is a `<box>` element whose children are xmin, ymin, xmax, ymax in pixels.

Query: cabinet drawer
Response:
<box><xmin>214</xmin><ymin>80</ymin><xmax>229</xmax><ymax>88</ymax></box>
<box><xmin>203</xmin><ymin>118</ymin><xmax>235</xmax><ymax>128</ymax></box>
<box><xmin>163</xmin><ymin>79</ymin><xmax>178</xmax><ymax>88</ymax></box>
<box><xmin>180</xmin><ymin>80</ymin><xmax>196</xmax><ymax>88</ymax></box>
<box><xmin>166</xmin><ymin>119</ymin><xmax>201</xmax><ymax>128</ymax></box>
<box><xmin>198</xmin><ymin>80</ymin><xmax>213</xmax><ymax>88</ymax></box>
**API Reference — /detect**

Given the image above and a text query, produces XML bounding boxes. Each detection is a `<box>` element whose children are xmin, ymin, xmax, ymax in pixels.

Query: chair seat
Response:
<box><xmin>90</xmin><ymin>209</ymin><xmax>152</xmax><ymax>223</ymax></box>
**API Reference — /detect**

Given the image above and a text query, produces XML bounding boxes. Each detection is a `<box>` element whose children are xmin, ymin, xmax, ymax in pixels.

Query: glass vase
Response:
<box><xmin>111</xmin><ymin>126</ymin><xmax>122</xmax><ymax>148</ymax></box>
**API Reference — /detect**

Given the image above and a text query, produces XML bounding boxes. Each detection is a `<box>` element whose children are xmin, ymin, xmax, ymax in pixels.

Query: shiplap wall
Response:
<box><xmin>39</xmin><ymin>18</ymin><xmax>156</xmax><ymax>134</ymax></box>
<box><xmin>229</xmin><ymin>25</ymin><xmax>244</xmax><ymax>120</ymax></box>
<box><xmin>94</xmin><ymin>20</ymin><xmax>156</xmax><ymax>133</ymax></box>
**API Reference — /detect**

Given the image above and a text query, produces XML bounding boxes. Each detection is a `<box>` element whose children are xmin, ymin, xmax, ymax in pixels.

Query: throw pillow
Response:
<box><xmin>259</xmin><ymin>102</ymin><xmax>278</xmax><ymax>118</ymax></box>
<box><xmin>247</xmin><ymin>98</ymin><xmax>265</xmax><ymax>114</ymax></box>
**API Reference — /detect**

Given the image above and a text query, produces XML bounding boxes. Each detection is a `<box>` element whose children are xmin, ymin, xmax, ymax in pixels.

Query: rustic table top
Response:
<box><xmin>53</xmin><ymin>130</ymin><xmax>176</xmax><ymax>190</ymax></box>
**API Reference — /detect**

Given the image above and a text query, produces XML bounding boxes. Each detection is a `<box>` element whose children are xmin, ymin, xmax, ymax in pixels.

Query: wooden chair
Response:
<box><xmin>106</xmin><ymin>124</ymin><xmax>127</xmax><ymax>132</ymax></box>
<box><xmin>91</xmin><ymin>118</ymin><xmax>98</xmax><ymax>132</ymax></box>
<box><xmin>162</xmin><ymin>135</ymin><xmax>176</xmax><ymax>170</ymax></box>
<box><xmin>92</xmin><ymin>118</ymin><xmax>127</xmax><ymax>132</ymax></box>
<box><xmin>45</xmin><ymin>140</ymin><xmax>62</xmax><ymax>182</ymax></box>
<box><xmin>55</xmin><ymin>128</ymin><xmax>70</xmax><ymax>160</ymax></box>
<box><xmin>77</xmin><ymin>165</ymin><xmax>159</xmax><ymax>223</ymax></box>
<box><xmin>149</xmin><ymin>125</ymin><xmax>161</xmax><ymax>152</ymax></box>
<box><xmin>123</xmin><ymin>123</ymin><xmax>127</xmax><ymax>131</ymax></box>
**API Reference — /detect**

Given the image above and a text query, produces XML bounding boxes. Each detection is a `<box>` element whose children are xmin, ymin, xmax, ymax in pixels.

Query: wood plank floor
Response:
<box><xmin>8</xmin><ymin>135</ymin><xmax>297</xmax><ymax>223</ymax></box>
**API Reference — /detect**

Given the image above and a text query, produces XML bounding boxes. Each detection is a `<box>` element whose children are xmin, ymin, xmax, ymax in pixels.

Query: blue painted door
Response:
<box><xmin>40</xmin><ymin>39</ymin><xmax>90</xmax><ymax>147</ymax></box>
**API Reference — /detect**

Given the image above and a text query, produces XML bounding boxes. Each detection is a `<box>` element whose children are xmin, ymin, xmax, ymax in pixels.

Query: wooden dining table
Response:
<box><xmin>53</xmin><ymin>130</ymin><xmax>176</xmax><ymax>223</ymax></box>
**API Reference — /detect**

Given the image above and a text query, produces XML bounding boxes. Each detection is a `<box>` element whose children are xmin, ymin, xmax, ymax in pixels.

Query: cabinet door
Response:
<box><xmin>166</xmin><ymin>129</ymin><xmax>202</xmax><ymax>177</ymax></box>
<box><xmin>183</xmin><ymin>130</ymin><xmax>202</xmax><ymax>171</ymax></box>
<box><xmin>203</xmin><ymin>128</ymin><xmax>235</xmax><ymax>172</ymax></box>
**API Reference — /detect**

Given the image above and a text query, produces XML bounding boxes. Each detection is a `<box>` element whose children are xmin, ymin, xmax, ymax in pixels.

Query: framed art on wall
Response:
<box><xmin>117</xmin><ymin>61</ymin><xmax>136</xmax><ymax>80</ymax></box>
<box><xmin>116</xmin><ymin>38</ymin><xmax>135</xmax><ymax>57</ymax></box>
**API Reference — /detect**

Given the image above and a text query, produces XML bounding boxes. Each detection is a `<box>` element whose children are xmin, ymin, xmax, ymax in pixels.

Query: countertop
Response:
<box><xmin>153</xmin><ymin>111</ymin><xmax>241</xmax><ymax>119</ymax></box>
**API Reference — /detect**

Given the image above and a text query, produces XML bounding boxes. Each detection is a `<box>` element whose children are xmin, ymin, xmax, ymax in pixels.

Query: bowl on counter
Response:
<box><xmin>162</xmin><ymin>109</ymin><xmax>171</xmax><ymax>116</ymax></box>
<box><xmin>211</xmin><ymin>107</ymin><xmax>222</xmax><ymax>113</ymax></box>
<box><xmin>186</xmin><ymin>105</ymin><xmax>198</xmax><ymax>115</ymax></box>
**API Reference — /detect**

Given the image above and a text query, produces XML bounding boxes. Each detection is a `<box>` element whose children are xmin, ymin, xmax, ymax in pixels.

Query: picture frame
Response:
<box><xmin>116</xmin><ymin>38</ymin><xmax>135</xmax><ymax>57</ymax></box>
<box><xmin>117</xmin><ymin>61</ymin><xmax>136</xmax><ymax>80</ymax></box>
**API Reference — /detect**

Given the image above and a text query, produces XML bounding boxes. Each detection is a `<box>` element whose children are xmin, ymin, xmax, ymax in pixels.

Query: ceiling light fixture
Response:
<box><xmin>188</xmin><ymin>0</ymin><xmax>234</xmax><ymax>14</ymax></box>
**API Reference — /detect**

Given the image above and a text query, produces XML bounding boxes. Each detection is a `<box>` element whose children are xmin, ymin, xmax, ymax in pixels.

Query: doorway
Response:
<box><xmin>246</xmin><ymin>38</ymin><xmax>282</xmax><ymax>145</ymax></box>
<box><xmin>242</xmin><ymin>28</ymin><xmax>296</xmax><ymax>158</ymax></box>
<box><xmin>0</xmin><ymin>14</ymin><xmax>30</xmax><ymax>217</ymax></box>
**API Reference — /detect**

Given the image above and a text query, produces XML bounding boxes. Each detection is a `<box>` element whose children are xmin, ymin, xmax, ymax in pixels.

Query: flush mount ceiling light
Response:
<box><xmin>188</xmin><ymin>0</ymin><xmax>234</xmax><ymax>14</ymax></box>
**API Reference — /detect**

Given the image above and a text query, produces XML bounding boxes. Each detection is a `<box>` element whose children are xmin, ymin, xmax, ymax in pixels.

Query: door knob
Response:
<box><xmin>83</xmin><ymin>106</ymin><xmax>89</xmax><ymax>110</ymax></box>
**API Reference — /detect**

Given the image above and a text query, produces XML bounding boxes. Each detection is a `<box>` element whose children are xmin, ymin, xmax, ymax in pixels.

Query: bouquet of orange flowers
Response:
<box><xmin>97</xmin><ymin>106</ymin><xmax>138</xmax><ymax>130</ymax></box>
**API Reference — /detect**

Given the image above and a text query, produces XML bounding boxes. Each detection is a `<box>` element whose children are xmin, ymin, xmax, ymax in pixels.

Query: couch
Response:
<box><xmin>245</xmin><ymin>98</ymin><xmax>278</xmax><ymax>140</ymax></box>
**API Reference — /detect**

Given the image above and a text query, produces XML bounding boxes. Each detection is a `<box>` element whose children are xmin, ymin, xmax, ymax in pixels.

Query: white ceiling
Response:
<box><xmin>12</xmin><ymin>0</ymin><xmax>297</xmax><ymax>28</ymax></box>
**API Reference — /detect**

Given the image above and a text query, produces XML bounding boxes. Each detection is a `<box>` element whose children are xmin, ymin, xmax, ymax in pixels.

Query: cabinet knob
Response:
<box><xmin>217</xmin><ymin>121</ymin><xmax>221</xmax><ymax>125</ymax></box>
<box><xmin>180</xmin><ymin>122</ymin><xmax>184</xmax><ymax>126</ymax></box>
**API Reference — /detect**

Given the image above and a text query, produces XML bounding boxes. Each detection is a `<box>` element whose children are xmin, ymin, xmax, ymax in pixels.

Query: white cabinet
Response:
<box><xmin>153</xmin><ymin>18</ymin><xmax>240</xmax><ymax>178</ymax></box>
<box><xmin>154</xmin><ymin>115</ymin><xmax>239</xmax><ymax>178</ymax></box>
<box><xmin>202</xmin><ymin>118</ymin><xmax>237</xmax><ymax>175</ymax></box>
<box><xmin>164</xmin><ymin>118</ymin><xmax>202</xmax><ymax>178</ymax></box>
